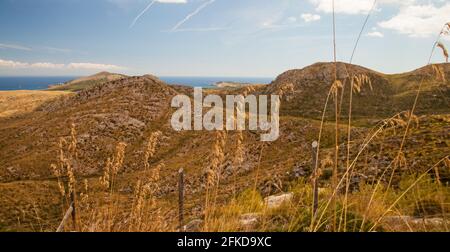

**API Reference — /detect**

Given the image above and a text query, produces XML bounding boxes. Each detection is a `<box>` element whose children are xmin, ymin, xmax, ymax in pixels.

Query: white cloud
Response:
<box><xmin>301</xmin><ymin>13</ymin><xmax>321</xmax><ymax>23</ymax></box>
<box><xmin>378</xmin><ymin>3</ymin><xmax>450</xmax><ymax>38</ymax></box>
<box><xmin>67</xmin><ymin>63</ymin><xmax>124</xmax><ymax>70</ymax></box>
<box><xmin>261</xmin><ymin>20</ymin><xmax>304</xmax><ymax>29</ymax></box>
<box><xmin>308</xmin><ymin>0</ymin><xmax>411</xmax><ymax>15</ymax></box>
<box><xmin>30</xmin><ymin>62</ymin><xmax>65</xmax><ymax>69</ymax></box>
<box><xmin>0</xmin><ymin>59</ymin><xmax>29</xmax><ymax>68</ymax></box>
<box><xmin>0</xmin><ymin>58</ymin><xmax>125</xmax><ymax>71</ymax></box>
<box><xmin>367</xmin><ymin>31</ymin><xmax>384</xmax><ymax>37</ymax></box>
<box><xmin>261</xmin><ymin>13</ymin><xmax>309</xmax><ymax>30</ymax></box>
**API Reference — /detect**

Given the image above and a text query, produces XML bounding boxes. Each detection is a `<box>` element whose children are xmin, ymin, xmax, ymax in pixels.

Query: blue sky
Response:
<box><xmin>0</xmin><ymin>0</ymin><xmax>449</xmax><ymax>77</ymax></box>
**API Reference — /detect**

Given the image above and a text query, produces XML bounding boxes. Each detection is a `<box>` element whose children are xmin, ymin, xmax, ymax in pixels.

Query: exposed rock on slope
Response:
<box><xmin>0</xmin><ymin>75</ymin><xmax>178</xmax><ymax>181</ymax></box>
<box><xmin>266</xmin><ymin>62</ymin><xmax>449</xmax><ymax>118</ymax></box>
<box><xmin>266</xmin><ymin>62</ymin><xmax>393</xmax><ymax>118</ymax></box>
<box><xmin>0</xmin><ymin>64</ymin><xmax>448</xmax><ymax>231</ymax></box>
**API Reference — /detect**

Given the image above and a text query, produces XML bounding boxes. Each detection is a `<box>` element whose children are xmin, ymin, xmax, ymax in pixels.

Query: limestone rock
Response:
<box><xmin>264</xmin><ymin>193</ymin><xmax>293</xmax><ymax>209</ymax></box>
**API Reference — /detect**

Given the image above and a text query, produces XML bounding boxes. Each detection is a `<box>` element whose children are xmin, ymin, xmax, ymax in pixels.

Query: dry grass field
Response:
<box><xmin>0</xmin><ymin>2</ymin><xmax>449</xmax><ymax>233</ymax></box>
<box><xmin>0</xmin><ymin>90</ymin><xmax>70</xmax><ymax>118</ymax></box>
<box><xmin>0</xmin><ymin>62</ymin><xmax>448</xmax><ymax>232</ymax></box>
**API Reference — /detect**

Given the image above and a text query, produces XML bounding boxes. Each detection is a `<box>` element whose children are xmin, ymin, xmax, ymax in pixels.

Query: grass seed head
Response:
<box><xmin>331</xmin><ymin>80</ymin><xmax>343</xmax><ymax>99</ymax></box>
<box><xmin>111</xmin><ymin>142</ymin><xmax>127</xmax><ymax>175</ymax></box>
<box><xmin>436</xmin><ymin>42</ymin><xmax>449</xmax><ymax>62</ymax></box>
<box><xmin>144</xmin><ymin>131</ymin><xmax>162</xmax><ymax>170</ymax></box>
<box><xmin>206</xmin><ymin>130</ymin><xmax>227</xmax><ymax>187</ymax></box>
<box><xmin>233</xmin><ymin>131</ymin><xmax>245</xmax><ymax>170</ymax></box>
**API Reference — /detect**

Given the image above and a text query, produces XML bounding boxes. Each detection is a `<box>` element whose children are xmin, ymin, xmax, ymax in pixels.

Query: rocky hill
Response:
<box><xmin>0</xmin><ymin>63</ymin><xmax>448</xmax><ymax>231</ymax></box>
<box><xmin>266</xmin><ymin>62</ymin><xmax>450</xmax><ymax>118</ymax></box>
<box><xmin>48</xmin><ymin>71</ymin><xmax>127</xmax><ymax>92</ymax></box>
<box><xmin>0</xmin><ymin>75</ymin><xmax>178</xmax><ymax>182</ymax></box>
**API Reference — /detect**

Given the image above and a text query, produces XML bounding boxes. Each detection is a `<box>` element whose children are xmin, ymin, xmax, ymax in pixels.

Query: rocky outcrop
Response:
<box><xmin>0</xmin><ymin>75</ymin><xmax>180</xmax><ymax>181</ymax></box>
<box><xmin>264</xmin><ymin>193</ymin><xmax>293</xmax><ymax>209</ymax></box>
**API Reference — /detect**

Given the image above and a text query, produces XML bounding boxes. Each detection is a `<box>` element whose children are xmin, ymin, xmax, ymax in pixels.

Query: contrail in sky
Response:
<box><xmin>171</xmin><ymin>0</ymin><xmax>216</xmax><ymax>31</ymax></box>
<box><xmin>130</xmin><ymin>0</ymin><xmax>157</xmax><ymax>29</ymax></box>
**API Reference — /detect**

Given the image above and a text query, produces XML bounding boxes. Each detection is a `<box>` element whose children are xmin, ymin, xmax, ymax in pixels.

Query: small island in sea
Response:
<box><xmin>213</xmin><ymin>81</ymin><xmax>264</xmax><ymax>88</ymax></box>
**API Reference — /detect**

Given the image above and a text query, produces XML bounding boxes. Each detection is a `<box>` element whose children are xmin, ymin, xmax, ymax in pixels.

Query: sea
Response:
<box><xmin>0</xmin><ymin>76</ymin><xmax>273</xmax><ymax>91</ymax></box>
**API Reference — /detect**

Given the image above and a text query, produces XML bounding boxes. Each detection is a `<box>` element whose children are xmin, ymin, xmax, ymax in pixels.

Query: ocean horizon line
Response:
<box><xmin>0</xmin><ymin>76</ymin><xmax>274</xmax><ymax>91</ymax></box>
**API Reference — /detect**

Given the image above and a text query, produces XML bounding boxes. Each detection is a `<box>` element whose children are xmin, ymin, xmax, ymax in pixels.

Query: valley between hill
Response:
<box><xmin>0</xmin><ymin>62</ymin><xmax>448</xmax><ymax>232</ymax></box>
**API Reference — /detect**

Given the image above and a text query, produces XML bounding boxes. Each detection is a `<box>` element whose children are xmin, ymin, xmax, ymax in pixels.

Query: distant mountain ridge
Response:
<box><xmin>48</xmin><ymin>71</ymin><xmax>127</xmax><ymax>92</ymax></box>
<box><xmin>266</xmin><ymin>62</ymin><xmax>450</xmax><ymax>118</ymax></box>
<box><xmin>0</xmin><ymin>61</ymin><xmax>448</xmax><ymax>183</ymax></box>
<box><xmin>0</xmin><ymin>62</ymin><xmax>448</xmax><ymax>231</ymax></box>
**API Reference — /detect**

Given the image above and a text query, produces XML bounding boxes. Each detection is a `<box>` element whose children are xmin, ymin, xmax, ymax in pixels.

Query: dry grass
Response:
<box><xmin>204</xmin><ymin>130</ymin><xmax>227</xmax><ymax>231</ymax></box>
<box><xmin>50</xmin><ymin>129</ymin><xmax>176</xmax><ymax>232</ymax></box>
<box><xmin>0</xmin><ymin>90</ymin><xmax>69</xmax><ymax>118</ymax></box>
<box><xmin>437</xmin><ymin>42</ymin><xmax>449</xmax><ymax>63</ymax></box>
<box><xmin>0</xmin><ymin>6</ymin><xmax>449</xmax><ymax>234</ymax></box>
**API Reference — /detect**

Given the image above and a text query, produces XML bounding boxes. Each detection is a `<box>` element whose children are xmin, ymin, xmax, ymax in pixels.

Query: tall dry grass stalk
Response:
<box><xmin>67</xmin><ymin>124</ymin><xmax>78</xmax><ymax>198</ymax></box>
<box><xmin>436</xmin><ymin>42</ymin><xmax>449</xmax><ymax>63</ymax></box>
<box><xmin>368</xmin><ymin>156</ymin><xmax>449</xmax><ymax>231</ymax></box>
<box><xmin>50</xmin><ymin>123</ymin><xmax>79</xmax><ymax>230</ymax></box>
<box><xmin>99</xmin><ymin>142</ymin><xmax>127</xmax><ymax>231</ymax></box>
<box><xmin>80</xmin><ymin>130</ymin><xmax>169</xmax><ymax>232</ymax></box>
<box><xmin>339</xmin><ymin>74</ymin><xmax>372</xmax><ymax>231</ymax></box>
<box><xmin>340</xmin><ymin>0</ymin><xmax>377</xmax><ymax>217</ymax></box>
<box><xmin>252</xmin><ymin>143</ymin><xmax>265</xmax><ymax>194</ymax></box>
<box><xmin>144</xmin><ymin>131</ymin><xmax>162</xmax><ymax>171</ymax></box>
<box><xmin>100</xmin><ymin>142</ymin><xmax>127</xmax><ymax>191</ymax></box>
<box><xmin>233</xmin><ymin>130</ymin><xmax>244</xmax><ymax>197</ymax></box>
<box><xmin>331</xmin><ymin>78</ymin><xmax>342</xmax><ymax>231</ymax></box>
<box><xmin>232</xmin><ymin>91</ymin><xmax>247</xmax><ymax>198</ymax></box>
<box><xmin>383</xmin><ymin>22</ymin><xmax>449</xmax><ymax>196</ymax></box>
<box><xmin>312</xmin><ymin>111</ymin><xmax>408</xmax><ymax>231</ymax></box>
<box><xmin>204</xmin><ymin>130</ymin><xmax>227</xmax><ymax>231</ymax></box>
<box><xmin>129</xmin><ymin>163</ymin><xmax>162</xmax><ymax>232</ymax></box>
<box><xmin>354</xmin><ymin>22</ymin><xmax>450</xmax><ymax>231</ymax></box>
<box><xmin>349</xmin><ymin>0</ymin><xmax>378</xmax><ymax>63</ymax></box>
<box><xmin>309</xmin><ymin>78</ymin><xmax>335</xmax><ymax>230</ymax></box>
<box><xmin>441</xmin><ymin>22</ymin><xmax>450</xmax><ymax>35</ymax></box>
